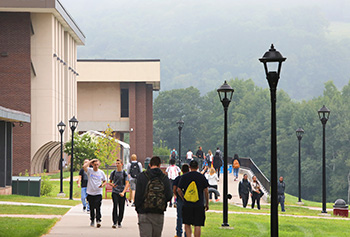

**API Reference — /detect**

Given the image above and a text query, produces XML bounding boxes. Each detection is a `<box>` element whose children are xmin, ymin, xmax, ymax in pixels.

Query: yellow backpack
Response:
<box><xmin>184</xmin><ymin>181</ymin><xmax>199</xmax><ymax>202</ymax></box>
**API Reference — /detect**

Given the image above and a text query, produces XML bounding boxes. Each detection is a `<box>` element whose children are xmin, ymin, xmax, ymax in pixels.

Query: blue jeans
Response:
<box><xmin>81</xmin><ymin>187</ymin><xmax>89</xmax><ymax>211</ymax></box>
<box><xmin>233</xmin><ymin>168</ymin><xmax>239</xmax><ymax>178</ymax></box>
<box><xmin>278</xmin><ymin>194</ymin><xmax>285</xmax><ymax>212</ymax></box>
<box><xmin>176</xmin><ymin>198</ymin><xmax>186</xmax><ymax>237</ymax></box>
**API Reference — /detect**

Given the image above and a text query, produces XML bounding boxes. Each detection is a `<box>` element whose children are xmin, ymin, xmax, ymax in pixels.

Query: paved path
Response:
<box><xmin>44</xmin><ymin>199</ymin><xmax>177</xmax><ymax>237</ymax></box>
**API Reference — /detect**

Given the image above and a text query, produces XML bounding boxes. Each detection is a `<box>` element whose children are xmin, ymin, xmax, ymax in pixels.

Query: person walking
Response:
<box><xmin>232</xmin><ymin>154</ymin><xmax>241</xmax><ymax>181</ymax></box>
<box><xmin>238</xmin><ymin>174</ymin><xmax>251</xmax><ymax>208</ymax></box>
<box><xmin>206</xmin><ymin>150</ymin><xmax>213</xmax><ymax>168</ymax></box>
<box><xmin>110</xmin><ymin>158</ymin><xmax>130</xmax><ymax>228</ymax></box>
<box><xmin>251</xmin><ymin>176</ymin><xmax>261</xmax><ymax>210</ymax></box>
<box><xmin>173</xmin><ymin>163</ymin><xmax>190</xmax><ymax>237</ymax></box>
<box><xmin>213</xmin><ymin>151</ymin><xmax>222</xmax><ymax>179</ymax></box>
<box><xmin>278</xmin><ymin>176</ymin><xmax>286</xmax><ymax>212</ymax></box>
<box><xmin>186</xmin><ymin>149</ymin><xmax>193</xmax><ymax>164</ymax></box>
<box><xmin>177</xmin><ymin>160</ymin><xmax>209</xmax><ymax>237</ymax></box>
<box><xmin>166</xmin><ymin>158</ymin><xmax>181</xmax><ymax>207</ymax></box>
<box><xmin>135</xmin><ymin>156</ymin><xmax>173</xmax><ymax>237</ymax></box>
<box><xmin>205</xmin><ymin>167</ymin><xmax>220</xmax><ymax>202</ymax></box>
<box><xmin>170</xmin><ymin>148</ymin><xmax>178</xmax><ymax>161</ymax></box>
<box><xmin>77</xmin><ymin>159</ymin><xmax>90</xmax><ymax>213</ymax></box>
<box><xmin>83</xmin><ymin>159</ymin><xmax>107</xmax><ymax>228</ymax></box>
<box><xmin>126</xmin><ymin>154</ymin><xmax>142</xmax><ymax>207</ymax></box>
<box><xmin>195</xmin><ymin>146</ymin><xmax>204</xmax><ymax>169</ymax></box>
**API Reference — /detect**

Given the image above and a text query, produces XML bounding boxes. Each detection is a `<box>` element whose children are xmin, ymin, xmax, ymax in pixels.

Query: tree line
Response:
<box><xmin>153</xmin><ymin>78</ymin><xmax>350</xmax><ymax>203</ymax></box>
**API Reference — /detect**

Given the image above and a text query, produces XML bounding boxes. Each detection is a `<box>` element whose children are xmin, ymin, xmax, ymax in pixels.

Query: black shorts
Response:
<box><xmin>182</xmin><ymin>205</ymin><xmax>206</xmax><ymax>226</ymax></box>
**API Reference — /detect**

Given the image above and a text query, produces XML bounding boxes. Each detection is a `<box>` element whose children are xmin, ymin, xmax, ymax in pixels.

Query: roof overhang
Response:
<box><xmin>77</xmin><ymin>59</ymin><xmax>161</xmax><ymax>91</ymax></box>
<box><xmin>0</xmin><ymin>0</ymin><xmax>85</xmax><ymax>45</ymax></box>
<box><xmin>0</xmin><ymin>106</ymin><xmax>31</xmax><ymax>123</ymax></box>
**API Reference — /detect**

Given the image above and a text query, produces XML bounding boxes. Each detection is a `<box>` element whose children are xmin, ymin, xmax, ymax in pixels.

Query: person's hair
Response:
<box><xmin>92</xmin><ymin>159</ymin><xmax>100</xmax><ymax>165</ymax></box>
<box><xmin>198</xmin><ymin>146</ymin><xmax>201</xmax><ymax>149</ymax></box>
<box><xmin>216</xmin><ymin>147</ymin><xmax>219</xmax><ymax>150</ymax></box>
<box><xmin>188</xmin><ymin>149</ymin><xmax>191</xmax><ymax>151</ymax></box>
<box><xmin>181</xmin><ymin>164</ymin><xmax>189</xmax><ymax>173</ymax></box>
<box><xmin>243</xmin><ymin>173</ymin><xmax>248</xmax><ymax>177</ymax></box>
<box><xmin>116</xmin><ymin>158</ymin><xmax>122</xmax><ymax>164</ymax></box>
<box><xmin>150</xmin><ymin>156</ymin><xmax>161</xmax><ymax>167</ymax></box>
<box><xmin>131</xmin><ymin>154</ymin><xmax>137</xmax><ymax>161</ymax></box>
<box><xmin>170</xmin><ymin>158</ymin><xmax>175</xmax><ymax>165</ymax></box>
<box><xmin>210</xmin><ymin>167</ymin><xmax>215</xmax><ymax>175</ymax></box>
<box><xmin>208</xmin><ymin>150</ymin><xmax>212</xmax><ymax>155</ymax></box>
<box><xmin>189</xmin><ymin>160</ymin><xmax>198</xmax><ymax>169</ymax></box>
<box><xmin>234</xmin><ymin>154</ymin><xmax>239</xmax><ymax>159</ymax></box>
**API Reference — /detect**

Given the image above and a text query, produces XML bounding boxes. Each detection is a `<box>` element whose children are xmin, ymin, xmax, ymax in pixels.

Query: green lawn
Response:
<box><xmin>0</xmin><ymin>194</ymin><xmax>79</xmax><ymax>206</ymax></box>
<box><xmin>48</xmin><ymin>180</ymin><xmax>80</xmax><ymax>198</ymax></box>
<box><xmin>284</xmin><ymin>193</ymin><xmax>334</xmax><ymax>208</ymax></box>
<box><xmin>47</xmin><ymin>171</ymin><xmax>79</xmax><ymax>180</ymax></box>
<box><xmin>0</xmin><ymin>217</ymin><xmax>57</xmax><ymax>237</ymax></box>
<box><xmin>209</xmin><ymin>202</ymin><xmax>337</xmax><ymax>217</ymax></box>
<box><xmin>0</xmin><ymin>204</ymin><xmax>70</xmax><ymax>215</ymax></box>
<box><xmin>202</xmin><ymin>212</ymin><xmax>350</xmax><ymax>237</ymax></box>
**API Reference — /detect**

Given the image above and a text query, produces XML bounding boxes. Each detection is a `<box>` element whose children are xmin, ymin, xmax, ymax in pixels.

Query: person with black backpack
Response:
<box><xmin>126</xmin><ymin>154</ymin><xmax>142</xmax><ymax>207</ymax></box>
<box><xmin>109</xmin><ymin>158</ymin><xmax>129</xmax><ymax>228</ymax></box>
<box><xmin>135</xmin><ymin>156</ymin><xmax>172</xmax><ymax>237</ymax></box>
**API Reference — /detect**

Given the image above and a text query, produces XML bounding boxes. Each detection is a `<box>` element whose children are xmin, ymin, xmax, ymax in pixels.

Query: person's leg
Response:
<box><xmin>213</xmin><ymin>185</ymin><xmax>218</xmax><ymax>200</ymax></box>
<box><xmin>237</xmin><ymin>168</ymin><xmax>240</xmax><ymax>178</ymax></box>
<box><xmin>184</xmin><ymin>224</ymin><xmax>192</xmax><ymax>237</ymax></box>
<box><xmin>149</xmin><ymin>213</ymin><xmax>164</xmax><ymax>237</ymax></box>
<box><xmin>112</xmin><ymin>193</ymin><xmax>118</xmax><ymax>225</ymax></box>
<box><xmin>257</xmin><ymin>196</ymin><xmax>261</xmax><ymax>210</ymax></box>
<box><xmin>242</xmin><ymin>194</ymin><xmax>248</xmax><ymax>208</ymax></box>
<box><xmin>138</xmin><ymin>214</ymin><xmax>153</xmax><ymax>237</ymax></box>
<box><xmin>95</xmin><ymin>195</ymin><xmax>102</xmax><ymax>223</ymax></box>
<box><xmin>194</xmin><ymin>226</ymin><xmax>201</xmax><ymax>237</ymax></box>
<box><xmin>176</xmin><ymin>198</ymin><xmax>184</xmax><ymax>237</ymax></box>
<box><xmin>81</xmin><ymin>187</ymin><xmax>87</xmax><ymax>210</ymax></box>
<box><xmin>281</xmin><ymin>195</ymin><xmax>285</xmax><ymax>212</ymax></box>
<box><xmin>87</xmin><ymin>195</ymin><xmax>95</xmax><ymax>222</ymax></box>
<box><xmin>84</xmin><ymin>188</ymin><xmax>90</xmax><ymax>211</ymax></box>
<box><xmin>251</xmin><ymin>194</ymin><xmax>255</xmax><ymax>209</ymax></box>
<box><xmin>118</xmin><ymin>195</ymin><xmax>126</xmax><ymax>225</ymax></box>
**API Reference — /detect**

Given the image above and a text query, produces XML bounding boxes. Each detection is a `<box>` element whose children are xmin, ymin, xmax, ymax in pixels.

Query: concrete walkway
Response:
<box><xmin>44</xmin><ymin>199</ymin><xmax>177</xmax><ymax>237</ymax></box>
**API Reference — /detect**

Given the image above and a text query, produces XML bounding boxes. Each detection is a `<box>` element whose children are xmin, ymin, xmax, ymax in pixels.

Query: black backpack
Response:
<box><xmin>143</xmin><ymin>171</ymin><xmax>167</xmax><ymax>213</ymax></box>
<box><xmin>130</xmin><ymin>162</ymin><xmax>141</xmax><ymax>178</ymax></box>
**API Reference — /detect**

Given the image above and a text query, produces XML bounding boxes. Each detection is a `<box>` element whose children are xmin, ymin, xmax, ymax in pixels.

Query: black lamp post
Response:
<box><xmin>69</xmin><ymin>116</ymin><xmax>79</xmax><ymax>200</ymax></box>
<box><xmin>259</xmin><ymin>44</ymin><xmax>286</xmax><ymax>237</ymax></box>
<box><xmin>296</xmin><ymin>127</ymin><xmax>304</xmax><ymax>203</ymax></box>
<box><xmin>217</xmin><ymin>80</ymin><xmax>234</xmax><ymax>227</ymax></box>
<box><xmin>176</xmin><ymin>119</ymin><xmax>184</xmax><ymax>167</ymax></box>
<box><xmin>57</xmin><ymin>121</ymin><xmax>66</xmax><ymax>194</ymax></box>
<box><xmin>318</xmin><ymin>105</ymin><xmax>330</xmax><ymax>213</ymax></box>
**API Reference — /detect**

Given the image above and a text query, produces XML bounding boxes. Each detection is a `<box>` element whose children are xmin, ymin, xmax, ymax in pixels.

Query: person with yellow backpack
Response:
<box><xmin>177</xmin><ymin>160</ymin><xmax>209</xmax><ymax>237</ymax></box>
<box><xmin>232</xmin><ymin>154</ymin><xmax>241</xmax><ymax>181</ymax></box>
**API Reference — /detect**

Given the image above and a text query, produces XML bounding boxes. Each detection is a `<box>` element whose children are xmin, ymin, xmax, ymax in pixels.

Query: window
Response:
<box><xmin>121</xmin><ymin>88</ymin><xmax>129</xmax><ymax>117</ymax></box>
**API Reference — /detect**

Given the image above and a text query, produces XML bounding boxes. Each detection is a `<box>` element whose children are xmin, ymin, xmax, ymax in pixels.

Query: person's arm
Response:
<box><xmin>173</xmin><ymin>185</ymin><xmax>178</xmax><ymax>197</ymax></box>
<box><xmin>83</xmin><ymin>159</ymin><xmax>96</xmax><ymax>172</ymax></box>
<box><xmin>120</xmin><ymin>181</ymin><xmax>129</xmax><ymax>197</ymax></box>
<box><xmin>204</xmin><ymin>187</ymin><xmax>209</xmax><ymax>211</ymax></box>
<box><xmin>177</xmin><ymin>187</ymin><xmax>184</xmax><ymax>201</ymax></box>
<box><xmin>164</xmin><ymin>176</ymin><xmax>173</xmax><ymax>202</ymax></box>
<box><xmin>99</xmin><ymin>171</ymin><xmax>107</xmax><ymax>188</ymax></box>
<box><xmin>77</xmin><ymin>170</ymin><xmax>82</xmax><ymax>187</ymax></box>
<box><xmin>238</xmin><ymin>181</ymin><xmax>242</xmax><ymax>198</ymax></box>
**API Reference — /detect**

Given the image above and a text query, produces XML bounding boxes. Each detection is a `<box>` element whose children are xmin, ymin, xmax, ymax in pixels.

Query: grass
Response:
<box><xmin>48</xmin><ymin>180</ymin><xmax>80</xmax><ymax>198</ymax></box>
<box><xmin>208</xmin><ymin>202</ymin><xmax>337</xmax><ymax>217</ymax></box>
<box><xmin>202</xmin><ymin>212</ymin><xmax>350</xmax><ymax>237</ymax></box>
<box><xmin>0</xmin><ymin>194</ymin><xmax>79</xmax><ymax>206</ymax></box>
<box><xmin>284</xmin><ymin>193</ymin><xmax>334</xmax><ymax>208</ymax></box>
<box><xmin>47</xmin><ymin>171</ymin><xmax>79</xmax><ymax>180</ymax></box>
<box><xmin>0</xmin><ymin>217</ymin><xmax>57</xmax><ymax>237</ymax></box>
<box><xmin>0</xmin><ymin>204</ymin><xmax>70</xmax><ymax>215</ymax></box>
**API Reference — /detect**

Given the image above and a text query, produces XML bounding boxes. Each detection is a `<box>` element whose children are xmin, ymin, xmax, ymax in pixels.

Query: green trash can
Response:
<box><xmin>144</xmin><ymin>157</ymin><xmax>151</xmax><ymax>170</ymax></box>
<box><xmin>12</xmin><ymin>176</ymin><xmax>41</xmax><ymax>197</ymax></box>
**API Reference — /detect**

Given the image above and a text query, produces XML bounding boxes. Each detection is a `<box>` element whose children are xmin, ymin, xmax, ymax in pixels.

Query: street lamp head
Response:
<box><xmin>176</xmin><ymin>119</ymin><xmax>184</xmax><ymax>130</ymax></box>
<box><xmin>296</xmin><ymin>127</ymin><xmax>304</xmax><ymax>140</ymax></box>
<box><xmin>69</xmin><ymin>116</ymin><xmax>79</xmax><ymax>131</ymax></box>
<box><xmin>57</xmin><ymin>121</ymin><xmax>66</xmax><ymax>134</ymax></box>
<box><xmin>318</xmin><ymin>105</ymin><xmax>330</xmax><ymax>123</ymax></box>
<box><xmin>259</xmin><ymin>44</ymin><xmax>286</xmax><ymax>80</ymax></box>
<box><xmin>217</xmin><ymin>80</ymin><xmax>234</xmax><ymax>109</ymax></box>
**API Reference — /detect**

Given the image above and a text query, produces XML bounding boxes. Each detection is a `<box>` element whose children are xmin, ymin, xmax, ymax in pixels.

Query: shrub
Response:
<box><xmin>40</xmin><ymin>174</ymin><xmax>53</xmax><ymax>196</ymax></box>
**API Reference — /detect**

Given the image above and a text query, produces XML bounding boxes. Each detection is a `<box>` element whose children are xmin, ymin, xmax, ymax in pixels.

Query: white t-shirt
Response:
<box><xmin>86</xmin><ymin>167</ymin><xmax>106</xmax><ymax>195</ymax></box>
<box><xmin>166</xmin><ymin>165</ymin><xmax>181</xmax><ymax>180</ymax></box>
<box><xmin>205</xmin><ymin>173</ymin><xmax>218</xmax><ymax>186</ymax></box>
<box><xmin>186</xmin><ymin>151</ymin><xmax>193</xmax><ymax>160</ymax></box>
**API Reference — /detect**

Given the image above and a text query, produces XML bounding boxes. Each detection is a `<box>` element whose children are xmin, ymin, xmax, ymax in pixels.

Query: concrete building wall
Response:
<box><xmin>0</xmin><ymin>12</ymin><xmax>31</xmax><ymax>175</ymax></box>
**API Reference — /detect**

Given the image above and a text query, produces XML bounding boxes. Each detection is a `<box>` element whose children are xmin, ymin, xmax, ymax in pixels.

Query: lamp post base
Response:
<box><xmin>57</xmin><ymin>192</ymin><xmax>66</xmax><ymax>197</ymax></box>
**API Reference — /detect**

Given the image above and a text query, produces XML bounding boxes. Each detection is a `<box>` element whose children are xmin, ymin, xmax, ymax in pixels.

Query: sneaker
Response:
<box><xmin>112</xmin><ymin>224</ymin><xmax>117</xmax><ymax>228</ymax></box>
<box><xmin>131</xmin><ymin>203</ymin><xmax>135</xmax><ymax>207</ymax></box>
<box><xmin>96</xmin><ymin>221</ymin><xmax>101</xmax><ymax>228</ymax></box>
<box><xmin>90</xmin><ymin>221</ymin><xmax>94</xmax><ymax>227</ymax></box>
<box><xmin>216</xmin><ymin>199</ymin><xmax>220</xmax><ymax>202</ymax></box>
<box><xmin>87</xmin><ymin>210</ymin><xmax>90</xmax><ymax>214</ymax></box>
<box><xmin>173</xmin><ymin>203</ymin><xmax>177</xmax><ymax>208</ymax></box>
<box><xmin>169</xmin><ymin>203</ymin><xmax>172</xmax><ymax>207</ymax></box>
<box><xmin>83</xmin><ymin>206</ymin><xmax>86</xmax><ymax>212</ymax></box>
<box><xmin>118</xmin><ymin>224</ymin><xmax>122</xmax><ymax>228</ymax></box>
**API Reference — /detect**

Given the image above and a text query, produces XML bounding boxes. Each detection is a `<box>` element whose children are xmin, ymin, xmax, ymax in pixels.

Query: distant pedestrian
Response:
<box><xmin>206</xmin><ymin>150</ymin><xmax>213</xmax><ymax>168</ymax></box>
<box><xmin>232</xmin><ymin>154</ymin><xmax>241</xmax><ymax>181</ymax></box>
<box><xmin>135</xmin><ymin>156</ymin><xmax>173</xmax><ymax>237</ymax></box>
<box><xmin>170</xmin><ymin>148</ymin><xmax>178</xmax><ymax>161</ymax></box>
<box><xmin>186</xmin><ymin>149</ymin><xmax>193</xmax><ymax>164</ymax></box>
<box><xmin>238</xmin><ymin>174</ymin><xmax>251</xmax><ymax>208</ymax></box>
<box><xmin>110</xmin><ymin>159</ymin><xmax>129</xmax><ymax>228</ymax></box>
<box><xmin>173</xmin><ymin>163</ymin><xmax>190</xmax><ymax>237</ymax></box>
<box><xmin>251</xmin><ymin>176</ymin><xmax>261</xmax><ymax>210</ymax></box>
<box><xmin>205</xmin><ymin>167</ymin><xmax>220</xmax><ymax>202</ymax></box>
<box><xmin>278</xmin><ymin>176</ymin><xmax>286</xmax><ymax>212</ymax></box>
<box><xmin>166</xmin><ymin>158</ymin><xmax>181</xmax><ymax>207</ymax></box>
<box><xmin>195</xmin><ymin>146</ymin><xmax>204</xmax><ymax>169</ymax></box>
<box><xmin>78</xmin><ymin>159</ymin><xmax>90</xmax><ymax>213</ymax></box>
<box><xmin>216</xmin><ymin>147</ymin><xmax>223</xmax><ymax>161</ymax></box>
<box><xmin>213</xmin><ymin>151</ymin><xmax>222</xmax><ymax>179</ymax></box>
<box><xmin>83</xmin><ymin>159</ymin><xmax>107</xmax><ymax>228</ymax></box>
<box><xmin>177</xmin><ymin>160</ymin><xmax>209</xmax><ymax>237</ymax></box>
<box><xmin>126</xmin><ymin>154</ymin><xmax>142</xmax><ymax>207</ymax></box>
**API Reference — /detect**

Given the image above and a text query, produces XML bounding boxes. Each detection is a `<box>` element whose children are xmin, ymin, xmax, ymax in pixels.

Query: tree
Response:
<box><xmin>94</xmin><ymin>124</ymin><xmax>120</xmax><ymax>167</ymax></box>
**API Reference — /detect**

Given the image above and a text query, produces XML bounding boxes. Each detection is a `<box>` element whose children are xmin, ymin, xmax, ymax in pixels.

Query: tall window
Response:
<box><xmin>121</xmin><ymin>88</ymin><xmax>129</xmax><ymax>117</ymax></box>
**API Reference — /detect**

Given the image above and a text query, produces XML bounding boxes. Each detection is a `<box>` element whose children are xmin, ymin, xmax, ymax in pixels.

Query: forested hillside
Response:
<box><xmin>153</xmin><ymin>79</ymin><xmax>350</xmax><ymax>202</ymax></box>
<box><xmin>62</xmin><ymin>0</ymin><xmax>350</xmax><ymax>100</ymax></box>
